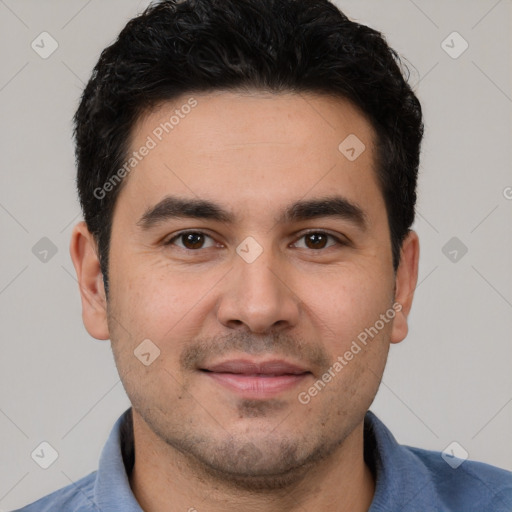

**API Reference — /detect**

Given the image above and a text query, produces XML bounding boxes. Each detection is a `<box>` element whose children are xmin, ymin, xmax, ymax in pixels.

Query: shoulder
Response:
<box><xmin>405</xmin><ymin>445</ymin><xmax>512</xmax><ymax>511</ymax></box>
<box><xmin>365</xmin><ymin>411</ymin><xmax>512</xmax><ymax>511</ymax></box>
<box><xmin>10</xmin><ymin>471</ymin><xmax>97</xmax><ymax>512</ymax></box>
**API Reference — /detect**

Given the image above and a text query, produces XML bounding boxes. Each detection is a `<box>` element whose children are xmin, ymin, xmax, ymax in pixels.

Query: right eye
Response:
<box><xmin>164</xmin><ymin>231</ymin><xmax>218</xmax><ymax>250</ymax></box>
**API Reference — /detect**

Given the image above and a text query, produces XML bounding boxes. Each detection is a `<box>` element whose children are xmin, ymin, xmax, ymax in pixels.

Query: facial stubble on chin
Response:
<box><xmin>122</xmin><ymin>331</ymin><xmax>342</xmax><ymax>491</ymax></box>
<box><xmin>137</xmin><ymin>392</ymin><xmax>351</xmax><ymax>493</ymax></box>
<box><xmin>107</xmin><ymin>305</ymin><xmax>372</xmax><ymax>493</ymax></box>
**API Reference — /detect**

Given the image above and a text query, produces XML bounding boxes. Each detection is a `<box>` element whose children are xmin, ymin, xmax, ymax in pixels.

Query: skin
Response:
<box><xmin>70</xmin><ymin>91</ymin><xmax>419</xmax><ymax>512</ymax></box>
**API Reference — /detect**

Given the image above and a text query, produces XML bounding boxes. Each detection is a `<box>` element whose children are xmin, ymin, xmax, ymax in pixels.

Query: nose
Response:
<box><xmin>216</xmin><ymin>247</ymin><xmax>301</xmax><ymax>334</ymax></box>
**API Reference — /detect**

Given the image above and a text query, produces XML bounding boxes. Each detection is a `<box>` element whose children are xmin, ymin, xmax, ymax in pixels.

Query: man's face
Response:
<box><xmin>91</xmin><ymin>91</ymin><xmax>413</xmax><ymax>486</ymax></box>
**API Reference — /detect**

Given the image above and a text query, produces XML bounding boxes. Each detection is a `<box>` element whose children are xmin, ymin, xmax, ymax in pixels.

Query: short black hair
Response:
<box><xmin>74</xmin><ymin>0</ymin><xmax>423</xmax><ymax>295</ymax></box>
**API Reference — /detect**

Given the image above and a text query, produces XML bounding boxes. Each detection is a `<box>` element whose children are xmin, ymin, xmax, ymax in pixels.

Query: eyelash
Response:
<box><xmin>164</xmin><ymin>230</ymin><xmax>347</xmax><ymax>251</ymax></box>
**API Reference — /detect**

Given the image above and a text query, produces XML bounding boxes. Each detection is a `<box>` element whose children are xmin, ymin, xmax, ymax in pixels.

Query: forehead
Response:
<box><xmin>117</xmin><ymin>91</ymin><xmax>382</xmax><ymax>221</ymax></box>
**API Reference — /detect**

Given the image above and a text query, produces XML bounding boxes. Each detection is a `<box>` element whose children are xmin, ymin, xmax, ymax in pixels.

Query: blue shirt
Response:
<box><xmin>13</xmin><ymin>408</ymin><xmax>512</xmax><ymax>511</ymax></box>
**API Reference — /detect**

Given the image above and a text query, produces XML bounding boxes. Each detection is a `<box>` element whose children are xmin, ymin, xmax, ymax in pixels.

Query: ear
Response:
<box><xmin>390</xmin><ymin>230</ymin><xmax>419</xmax><ymax>344</ymax></box>
<box><xmin>69</xmin><ymin>221</ymin><xmax>110</xmax><ymax>340</ymax></box>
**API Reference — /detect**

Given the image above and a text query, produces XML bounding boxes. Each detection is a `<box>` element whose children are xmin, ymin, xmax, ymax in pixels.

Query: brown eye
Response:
<box><xmin>293</xmin><ymin>231</ymin><xmax>341</xmax><ymax>250</ymax></box>
<box><xmin>166</xmin><ymin>231</ymin><xmax>215</xmax><ymax>250</ymax></box>
<box><xmin>182</xmin><ymin>232</ymin><xmax>205</xmax><ymax>249</ymax></box>
<box><xmin>304</xmin><ymin>233</ymin><xmax>328</xmax><ymax>249</ymax></box>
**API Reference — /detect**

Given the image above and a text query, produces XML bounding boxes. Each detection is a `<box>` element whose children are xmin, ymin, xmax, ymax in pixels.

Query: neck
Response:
<box><xmin>128</xmin><ymin>410</ymin><xmax>375</xmax><ymax>512</ymax></box>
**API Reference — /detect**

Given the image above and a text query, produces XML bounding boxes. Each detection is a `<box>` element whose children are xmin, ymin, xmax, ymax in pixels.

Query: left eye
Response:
<box><xmin>293</xmin><ymin>232</ymin><xmax>340</xmax><ymax>250</ymax></box>
<box><xmin>166</xmin><ymin>232</ymin><xmax>217</xmax><ymax>250</ymax></box>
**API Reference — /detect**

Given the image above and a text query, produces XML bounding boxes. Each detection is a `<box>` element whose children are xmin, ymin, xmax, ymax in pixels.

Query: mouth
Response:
<box><xmin>199</xmin><ymin>358</ymin><xmax>312</xmax><ymax>398</ymax></box>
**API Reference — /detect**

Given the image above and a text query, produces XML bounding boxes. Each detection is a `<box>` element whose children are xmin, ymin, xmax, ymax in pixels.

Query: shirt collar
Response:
<box><xmin>93</xmin><ymin>408</ymin><xmax>142</xmax><ymax>511</ymax></box>
<box><xmin>365</xmin><ymin>410</ymin><xmax>437</xmax><ymax>511</ymax></box>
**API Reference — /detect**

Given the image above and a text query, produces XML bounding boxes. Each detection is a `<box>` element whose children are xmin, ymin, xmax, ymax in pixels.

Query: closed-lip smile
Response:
<box><xmin>200</xmin><ymin>358</ymin><xmax>311</xmax><ymax>398</ymax></box>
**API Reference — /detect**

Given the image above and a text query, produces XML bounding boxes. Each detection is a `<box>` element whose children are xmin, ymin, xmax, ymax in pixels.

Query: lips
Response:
<box><xmin>200</xmin><ymin>358</ymin><xmax>311</xmax><ymax>398</ymax></box>
<box><xmin>202</xmin><ymin>359</ymin><xmax>309</xmax><ymax>376</ymax></box>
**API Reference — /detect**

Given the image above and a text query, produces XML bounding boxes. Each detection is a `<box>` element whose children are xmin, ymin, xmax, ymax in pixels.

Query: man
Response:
<box><xmin>14</xmin><ymin>0</ymin><xmax>512</xmax><ymax>510</ymax></box>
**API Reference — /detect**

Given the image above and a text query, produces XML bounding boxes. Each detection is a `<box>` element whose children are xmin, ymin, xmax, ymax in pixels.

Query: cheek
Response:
<box><xmin>300</xmin><ymin>265</ymin><xmax>394</xmax><ymax>352</ymax></box>
<box><xmin>108</xmin><ymin>258</ymin><xmax>220</xmax><ymax>348</ymax></box>
<box><xmin>297</xmin><ymin>270</ymin><xmax>393</xmax><ymax>427</ymax></box>
<box><xmin>105</xmin><ymin>267</ymin><xmax>193</xmax><ymax>406</ymax></box>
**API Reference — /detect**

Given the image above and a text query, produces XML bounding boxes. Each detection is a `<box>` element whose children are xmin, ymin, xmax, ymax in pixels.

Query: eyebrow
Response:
<box><xmin>137</xmin><ymin>196</ymin><xmax>234</xmax><ymax>228</ymax></box>
<box><xmin>137</xmin><ymin>195</ymin><xmax>367</xmax><ymax>231</ymax></box>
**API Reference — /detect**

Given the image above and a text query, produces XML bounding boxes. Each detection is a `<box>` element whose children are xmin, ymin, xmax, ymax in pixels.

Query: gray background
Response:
<box><xmin>1</xmin><ymin>0</ymin><xmax>511</xmax><ymax>509</ymax></box>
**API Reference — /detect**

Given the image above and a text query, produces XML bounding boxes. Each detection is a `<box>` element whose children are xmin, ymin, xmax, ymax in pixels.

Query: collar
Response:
<box><xmin>93</xmin><ymin>408</ymin><xmax>141</xmax><ymax>511</ymax></box>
